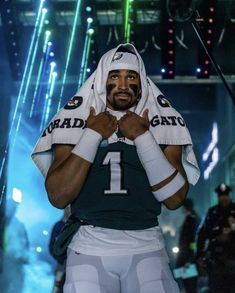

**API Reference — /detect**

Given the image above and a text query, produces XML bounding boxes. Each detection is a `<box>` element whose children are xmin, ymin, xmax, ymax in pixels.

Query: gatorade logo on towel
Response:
<box><xmin>64</xmin><ymin>96</ymin><xmax>83</xmax><ymax>110</ymax></box>
<box><xmin>157</xmin><ymin>95</ymin><xmax>171</xmax><ymax>108</ymax></box>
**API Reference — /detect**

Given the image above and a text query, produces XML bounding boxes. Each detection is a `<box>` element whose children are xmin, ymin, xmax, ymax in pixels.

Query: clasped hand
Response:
<box><xmin>86</xmin><ymin>107</ymin><xmax>149</xmax><ymax>140</ymax></box>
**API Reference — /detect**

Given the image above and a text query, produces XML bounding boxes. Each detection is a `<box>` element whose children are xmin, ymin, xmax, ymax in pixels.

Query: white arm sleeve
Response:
<box><xmin>134</xmin><ymin>131</ymin><xmax>185</xmax><ymax>201</ymax></box>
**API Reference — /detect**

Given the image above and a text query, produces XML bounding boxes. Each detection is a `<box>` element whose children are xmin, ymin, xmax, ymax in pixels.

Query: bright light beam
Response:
<box><xmin>124</xmin><ymin>0</ymin><xmax>133</xmax><ymax>42</ymax></box>
<box><xmin>45</xmin><ymin>71</ymin><xmax>57</xmax><ymax>124</ymax></box>
<box><xmin>30</xmin><ymin>31</ymin><xmax>51</xmax><ymax>118</ymax></box>
<box><xmin>0</xmin><ymin>0</ymin><xmax>46</xmax><ymax>178</ymax></box>
<box><xmin>78</xmin><ymin>23</ymin><xmax>93</xmax><ymax>88</ymax></box>
<box><xmin>82</xmin><ymin>29</ymin><xmax>93</xmax><ymax>84</ymax></box>
<box><xmin>33</xmin><ymin>42</ymin><xmax>52</xmax><ymax>117</ymax></box>
<box><xmin>0</xmin><ymin>183</ymin><xmax>6</xmax><ymax>205</ymax></box>
<box><xmin>202</xmin><ymin>122</ymin><xmax>218</xmax><ymax>161</ymax></box>
<box><xmin>10</xmin><ymin>8</ymin><xmax>47</xmax><ymax>148</ymax></box>
<box><xmin>57</xmin><ymin>0</ymin><xmax>82</xmax><ymax>111</ymax></box>
<box><xmin>40</xmin><ymin>62</ymin><xmax>56</xmax><ymax>131</ymax></box>
<box><xmin>22</xmin><ymin>8</ymin><xmax>48</xmax><ymax>105</ymax></box>
<box><xmin>13</xmin><ymin>0</ymin><xmax>45</xmax><ymax>124</ymax></box>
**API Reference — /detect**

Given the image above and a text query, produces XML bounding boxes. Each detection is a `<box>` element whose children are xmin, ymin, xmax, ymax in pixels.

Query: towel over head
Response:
<box><xmin>32</xmin><ymin>43</ymin><xmax>200</xmax><ymax>185</ymax></box>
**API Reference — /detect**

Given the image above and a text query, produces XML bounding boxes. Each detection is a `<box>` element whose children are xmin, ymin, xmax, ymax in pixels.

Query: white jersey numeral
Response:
<box><xmin>102</xmin><ymin>151</ymin><xmax>128</xmax><ymax>195</ymax></box>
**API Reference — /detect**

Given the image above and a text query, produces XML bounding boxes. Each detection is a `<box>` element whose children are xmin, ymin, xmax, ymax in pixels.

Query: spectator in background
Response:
<box><xmin>49</xmin><ymin>206</ymin><xmax>71</xmax><ymax>293</ymax></box>
<box><xmin>0</xmin><ymin>198</ymin><xmax>29</xmax><ymax>292</ymax></box>
<box><xmin>176</xmin><ymin>198</ymin><xmax>200</xmax><ymax>293</ymax></box>
<box><xmin>196</xmin><ymin>183</ymin><xmax>235</xmax><ymax>293</ymax></box>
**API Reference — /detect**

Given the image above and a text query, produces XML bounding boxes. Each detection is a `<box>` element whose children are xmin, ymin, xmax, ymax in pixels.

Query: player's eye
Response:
<box><xmin>109</xmin><ymin>74</ymin><xmax>119</xmax><ymax>80</ymax></box>
<box><xmin>127</xmin><ymin>74</ymin><xmax>137</xmax><ymax>80</ymax></box>
<box><xmin>128</xmin><ymin>75</ymin><xmax>135</xmax><ymax>80</ymax></box>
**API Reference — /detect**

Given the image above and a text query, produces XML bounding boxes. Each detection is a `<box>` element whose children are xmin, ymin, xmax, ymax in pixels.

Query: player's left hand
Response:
<box><xmin>118</xmin><ymin>109</ymin><xmax>149</xmax><ymax>140</ymax></box>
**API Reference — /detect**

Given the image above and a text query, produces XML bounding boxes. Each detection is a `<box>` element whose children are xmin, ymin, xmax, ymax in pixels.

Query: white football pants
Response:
<box><xmin>64</xmin><ymin>248</ymin><xmax>179</xmax><ymax>293</ymax></box>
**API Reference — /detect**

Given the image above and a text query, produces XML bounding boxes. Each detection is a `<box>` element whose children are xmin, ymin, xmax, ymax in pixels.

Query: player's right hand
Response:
<box><xmin>86</xmin><ymin>107</ymin><xmax>118</xmax><ymax>139</ymax></box>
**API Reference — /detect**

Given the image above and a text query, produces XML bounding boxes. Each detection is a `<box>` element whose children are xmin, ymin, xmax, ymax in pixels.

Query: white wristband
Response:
<box><xmin>152</xmin><ymin>172</ymin><xmax>185</xmax><ymax>202</ymax></box>
<box><xmin>134</xmin><ymin>131</ymin><xmax>176</xmax><ymax>186</ymax></box>
<box><xmin>72</xmin><ymin>128</ymin><xmax>102</xmax><ymax>163</ymax></box>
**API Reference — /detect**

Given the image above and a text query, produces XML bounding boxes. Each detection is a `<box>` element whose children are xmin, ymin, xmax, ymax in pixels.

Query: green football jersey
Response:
<box><xmin>71</xmin><ymin>140</ymin><xmax>161</xmax><ymax>230</ymax></box>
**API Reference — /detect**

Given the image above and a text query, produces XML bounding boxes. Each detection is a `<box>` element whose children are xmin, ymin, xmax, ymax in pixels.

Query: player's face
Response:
<box><xmin>106</xmin><ymin>69</ymin><xmax>141</xmax><ymax>111</ymax></box>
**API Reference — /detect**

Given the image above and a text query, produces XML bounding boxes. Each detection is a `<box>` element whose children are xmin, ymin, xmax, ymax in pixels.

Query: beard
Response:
<box><xmin>111</xmin><ymin>93</ymin><xmax>137</xmax><ymax>111</ymax></box>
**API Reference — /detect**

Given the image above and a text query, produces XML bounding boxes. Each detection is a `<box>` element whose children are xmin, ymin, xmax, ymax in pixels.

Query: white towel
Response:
<box><xmin>32</xmin><ymin>43</ymin><xmax>200</xmax><ymax>185</ymax></box>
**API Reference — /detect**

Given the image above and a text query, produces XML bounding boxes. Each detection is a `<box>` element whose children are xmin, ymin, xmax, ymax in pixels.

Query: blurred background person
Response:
<box><xmin>0</xmin><ymin>198</ymin><xmax>29</xmax><ymax>293</ymax></box>
<box><xmin>196</xmin><ymin>183</ymin><xmax>235</xmax><ymax>293</ymax></box>
<box><xmin>49</xmin><ymin>206</ymin><xmax>71</xmax><ymax>293</ymax></box>
<box><xmin>175</xmin><ymin>198</ymin><xmax>200</xmax><ymax>293</ymax></box>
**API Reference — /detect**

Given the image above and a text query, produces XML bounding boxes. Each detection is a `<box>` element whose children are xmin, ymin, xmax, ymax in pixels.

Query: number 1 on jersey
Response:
<box><xmin>102</xmin><ymin>151</ymin><xmax>128</xmax><ymax>195</ymax></box>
